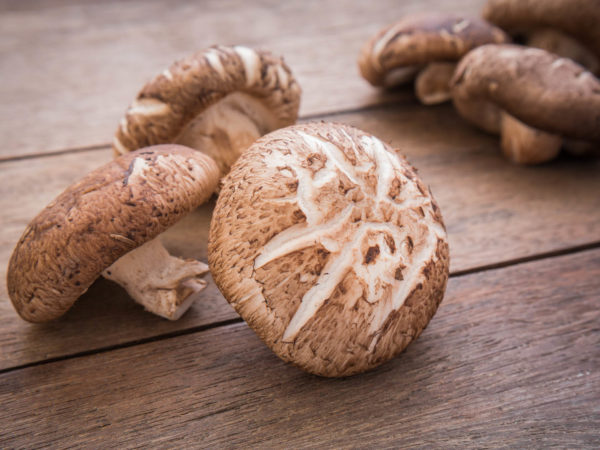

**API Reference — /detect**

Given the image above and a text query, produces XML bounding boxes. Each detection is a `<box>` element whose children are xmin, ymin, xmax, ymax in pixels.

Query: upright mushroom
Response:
<box><xmin>483</xmin><ymin>0</ymin><xmax>600</xmax><ymax>74</ymax></box>
<box><xmin>451</xmin><ymin>44</ymin><xmax>600</xmax><ymax>164</ymax></box>
<box><xmin>209</xmin><ymin>123</ymin><xmax>449</xmax><ymax>377</ymax></box>
<box><xmin>358</xmin><ymin>13</ymin><xmax>509</xmax><ymax>104</ymax></box>
<box><xmin>113</xmin><ymin>45</ymin><xmax>302</xmax><ymax>176</ymax></box>
<box><xmin>7</xmin><ymin>145</ymin><xmax>219</xmax><ymax>322</ymax></box>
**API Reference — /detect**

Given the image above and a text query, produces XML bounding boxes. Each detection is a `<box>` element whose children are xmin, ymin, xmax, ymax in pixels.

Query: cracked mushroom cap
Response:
<box><xmin>113</xmin><ymin>45</ymin><xmax>301</xmax><ymax>176</ymax></box>
<box><xmin>208</xmin><ymin>123</ymin><xmax>449</xmax><ymax>377</ymax></box>
<box><xmin>7</xmin><ymin>145</ymin><xmax>219</xmax><ymax>322</ymax></box>
<box><xmin>358</xmin><ymin>13</ymin><xmax>510</xmax><ymax>87</ymax></box>
<box><xmin>483</xmin><ymin>0</ymin><xmax>600</xmax><ymax>71</ymax></box>
<box><xmin>451</xmin><ymin>44</ymin><xmax>600</xmax><ymax>141</ymax></box>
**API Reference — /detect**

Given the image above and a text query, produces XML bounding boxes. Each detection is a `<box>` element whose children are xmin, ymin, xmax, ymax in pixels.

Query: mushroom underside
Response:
<box><xmin>415</xmin><ymin>62</ymin><xmax>457</xmax><ymax>105</ymax></box>
<box><xmin>102</xmin><ymin>236</ymin><xmax>209</xmax><ymax>320</ymax></box>
<box><xmin>174</xmin><ymin>92</ymin><xmax>281</xmax><ymax>175</ymax></box>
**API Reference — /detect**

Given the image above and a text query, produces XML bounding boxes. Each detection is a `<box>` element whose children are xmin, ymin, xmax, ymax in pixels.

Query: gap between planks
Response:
<box><xmin>2</xmin><ymin>242</ymin><xmax>598</xmax><ymax>376</ymax></box>
<box><xmin>0</xmin><ymin>99</ymin><xmax>415</xmax><ymax>164</ymax></box>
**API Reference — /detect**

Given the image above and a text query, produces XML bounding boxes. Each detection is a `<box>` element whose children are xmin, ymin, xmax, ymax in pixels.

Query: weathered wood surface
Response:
<box><xmin>1</xmin><ymin>103</ymin><xmax>599</xmax><ymax>371</ymax></box>
<box><xmin>0</xmin><ymin>0</ymin><xmax>486</xmax><ymax>159</ymax></box>
<box><xmin>1</xmin><ymin>249</ymin><xmax>598</xmax><ymax>448</ymax></box>
<box><xmin>1</xmin><ymin>0</ymin><xmax>599</xmax><ymax>446</ymax></box>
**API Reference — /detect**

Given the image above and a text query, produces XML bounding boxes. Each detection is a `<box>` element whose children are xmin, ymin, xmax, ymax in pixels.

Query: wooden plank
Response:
<box><xmin>0</xmin><ymin>0</ymin><xmax>486</xmax><ymax>158</ymax></box>
<box><xmin>1</xmin><ymin>249</ymin><xmax>598</xmax><ymax>447</ymax></box>
<box><xmin>1</xmin><ymin>103</ymin><xmax>599</xmax><ymax>370</ymax></box>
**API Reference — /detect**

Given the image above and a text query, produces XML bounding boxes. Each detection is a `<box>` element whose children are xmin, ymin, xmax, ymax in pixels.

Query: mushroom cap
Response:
<box><xmin>483</xmin><ymin>0</ymin><xmax>600</xmax><ymax>61</ymax></box>
<box><xmin>451</xmin><ymin>44</ymin><xmax>600</xmax><ymax>141</ymax></box>
<box><xmin>113</xmin><ymin>45</ymin><xmax>301</xmax><ymax>174</ymax></box>
<box><xmin>7</xmin><ymin>145</ymin><xmax>219</xmax><ymax>322</ymax></box>
<box><xmin>359</xmin><ymin>13</ymin><xmax>510</xmax><ymax>86</ymax></box>
<box><xmin>208</xmin><ymin>122</ymin><xmax>449</xmax><ymax>377</ymax></box>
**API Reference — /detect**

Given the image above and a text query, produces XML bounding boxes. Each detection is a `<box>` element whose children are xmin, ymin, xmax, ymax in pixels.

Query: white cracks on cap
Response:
<box><xmin>128</xmin><ymin>98</ymin><xmax>171</xmax><ymax>116</ymax></box>
<box><xmin>205</xmin><ymin>48</ymin><xmax>227</xmax><ymax>78</ymax></box>
<box><xmin>254</xmin><ymin>205</ymin><xmax>354</xmax><ymax>270</ymax></box>
<box><xmin>276</xmin><ymin>64</ymin><xmax>289</xmax><ymax>89</ymax></box>
<box><xmin>162</xmin><ymin>68</ymin><xmax>174</xmax><ymax>81</ymax></box>
<box><xmin>102</xmin><ymin>237</ymin><xmax>209</xmax><ymax>320</ymax></box>
<box><xmin>257</xmin><ymin>128</ymin><xmax>446</xmax><ymax>344</ymax></box>
<box><xmin>234</xmin><ymin>46</ymin><xmax>261</xmax><ymax>87</ymax></box>
<box><xmin>119</xmin><ymin>117</ymin><xmax>129</xmax><ymax>135</ymax></box>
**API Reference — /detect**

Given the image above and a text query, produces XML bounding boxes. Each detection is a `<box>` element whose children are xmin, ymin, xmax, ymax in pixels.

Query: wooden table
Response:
<box><xmin>1</xmin><ymin>0</ymin><xmax>599</xmax><ymax>447</ymax></box>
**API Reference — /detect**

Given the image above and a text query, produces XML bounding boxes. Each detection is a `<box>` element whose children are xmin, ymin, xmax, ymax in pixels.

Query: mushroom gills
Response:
<box><xmin>174</xmin><ymin>92</ymin><xmax>280</xmax><ymax>175</ymax></box>
<box><xmin>527</xmin><ymin>29</ymin><xmax>599</xmax><ymax>74</ymax></box>
<box><xmin>102</xmin><ymin>237</ymin><xmax>209</xmax><ymax>320</ymax></box>
<box><xmin>415</xmin><ymin>62</ymin><xmax>457</xmax><ymax>105</ymax></box>
<box><xmin>500</xmin><ymin>112</ymin><xmax>562</xmax><ymax>164</ymax></box>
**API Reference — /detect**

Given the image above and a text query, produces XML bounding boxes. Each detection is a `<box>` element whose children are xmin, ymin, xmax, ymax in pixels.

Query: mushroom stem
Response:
<box><xmin>527</xmin><ymin>29</ymin><xmax>599</xmax><ymax>74</ymax></box>
<box><xmin>102</xmin><ymin>237</ymin><xmax>209</xmax><ymax>320</ymax></box>
<box><xmin>500</xmin><ymin>112</ymin><xmax>562</xmax><ymax>164</ymax></box>
<box><xmin>415</xmin><ymin>62</ymin><xmax>456</xmax><ymax>105</ymax></box>
<box><xmin>175</xmin><ymin>92</ymin><xmax>274</xmax><ymax>176</ymax></box>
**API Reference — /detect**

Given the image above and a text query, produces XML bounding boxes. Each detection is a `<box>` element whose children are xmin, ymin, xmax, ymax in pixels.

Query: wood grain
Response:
<box><xmin>0</xmin><ymin>0</ymin><xmax>487</xmax><ymax>158</ymax></box>
<box><xmin>1</xmin><ymin>103</ymin><xmax>599</xmax><ymax>371</ymax></box>
<box><xmin>1</xmin><ymin>249</ymin><xmax>598</xmax><ymax>447</ymax></box>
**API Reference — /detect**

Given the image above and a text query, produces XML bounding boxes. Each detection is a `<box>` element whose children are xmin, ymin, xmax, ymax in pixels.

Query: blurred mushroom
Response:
<box><xmin>358</xmin><ymin>13</ymin><xmax>509</xmax><ymax>104</ymax></box>
<box><xmin>451</xmin><ymin>44</ymin><xmax>600</xmax><ymax>164</ymax></box>
<box><xmin>208</xmin><ymin>122</ymin><xmax>449</xmax><ymax>377</ymax></box>
<box><xmin>7</xmin><ymin>145</ymin><xmax>219</xmax><ymax>322</ymax></box>
<box><xmin>483</xmin><ymin>0</ymin><xmax>600</xmax><ymax>74</ymax></box>
<box><xmin>113</xmin><ymin>45</ymin><xmax>301</xmax><ymax>177</ymax></box>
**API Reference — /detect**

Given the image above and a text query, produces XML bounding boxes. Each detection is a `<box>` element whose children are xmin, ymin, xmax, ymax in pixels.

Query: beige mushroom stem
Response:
<box><xmin>174</xmin><ymin>93</ymin><xmax>277</xmax><ymax>176</ymax></box>
<box><xmin>415</xmin><ymin>62</ymin><xmax>457</xmax><ymax>105</ymax></box>
<box><xmin>527</xmin><ymin>29</ymin><xmax>599</xmax><ymax>74</ymax></box>
<box><xmin>102</xmin><ymin>237</ymin><xmax>209</xmax><ymax>320</ymax></box>
<box><xmin>500</xmin><ymin>112</ymin><xmax>562</xmax><ymax>164</ymax></box>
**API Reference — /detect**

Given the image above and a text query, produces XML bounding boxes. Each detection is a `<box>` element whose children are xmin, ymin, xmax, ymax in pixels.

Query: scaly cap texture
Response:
<box><xmin>209</xmin><ymin>123</ymin><xmax>449</xmax><ymax>377</ymax></box>
<box><xmin>8</xmin><ymin>145</ymin><xmax>219</xmax><ymax>322</ymax></box>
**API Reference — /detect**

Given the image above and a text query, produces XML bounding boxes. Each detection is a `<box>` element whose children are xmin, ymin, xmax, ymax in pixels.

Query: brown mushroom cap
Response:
<box><xmin>451</xmin><ymin>44</ymin><xmax>600</xmax><ymax>141</ymax></box>
<box><xmin>483</xmin><ymin>0</ymin><xmax>600</xmax><ymax>65</ymax></box>
<box><xmin>7</xmin><ymin>145</ymin><xmax>219</xmax><ymax>322</ymax></box>
<box><xmin>359</xmin><ymin>13</ymin><xmax>510</xmax><ymax>87</ymax></box>
<box><xmin>113</xmin><ymin>45</ymin><xmax>301</xmax><ymax>175</ymax></box>
<box><xmin>208</xmin><ymin>122</ymin><xmax>449</xmax><ymax>377</ymax></box>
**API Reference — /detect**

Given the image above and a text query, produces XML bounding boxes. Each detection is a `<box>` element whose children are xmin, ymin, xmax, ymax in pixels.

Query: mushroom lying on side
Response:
<box><xmin>451</xmin><ymin>45</ymin><xmax>600</xmax><ymax>164</ymax></box>
<box><xmin>358</xmin><ymin>13</ymin><xmax>509</xmax><ymax>104</ymax></box>
<box><xmin>483</xmin><ymin>0</ymin><xmax>600</xmax><ymax>74</ymax></box>
<box><xmin>7</xmin><ymin>145</ymin><xmax>219</xmax><ymax>322</ymax></box>
<box><xmin>208</xmin><ymin>122</ymin><xmax>449</xmax><ymax>377</ymax></box>
<box><xmin>113</xmin><ymin>45</ymin><xmax>301</xmax><ymax>177</ymax></box>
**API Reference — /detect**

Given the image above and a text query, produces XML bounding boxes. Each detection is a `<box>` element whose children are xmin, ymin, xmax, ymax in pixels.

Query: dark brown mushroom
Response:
<box><xmin>483</xmin><ymin>0</ymin><xmax>600</xmax><ymax>74</ymax></box>
<box><xmin>358</xmin><ymin>13</ymin><xmax>510</xmax><ymax>104</ymax></box>
<box><xmin>451</xmin><ymin>44</ymin><xmax>600</xmax><ymax>164</ymax></box>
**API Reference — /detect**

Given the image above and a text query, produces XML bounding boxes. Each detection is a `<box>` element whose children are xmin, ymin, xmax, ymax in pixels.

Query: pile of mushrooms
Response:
<box><xmin>8</xmin><ymin>44</ymin><xmax>450</xmax><ymax>377</ymax></box>
<box><xmin>14</xmin><ymin>2</ymin><xmax>598</xmax><ymax>376</ymax></box>
<box><xmin>359</xmin><ymin>13</ymin><xmax>509</xmax><ymax>104</ymax></box>
<box><xmin>359</xmin><ymin>5</ymin><xmax>600</xmax><ymax>164</ymax></box>
<box><xmin>8</xmin><ymin>45</ymin><xmax>301</xmax><ymax>322</ymax></box>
